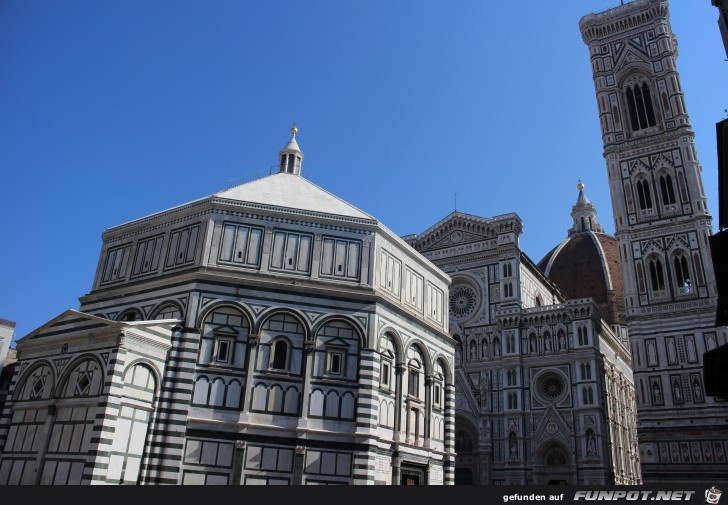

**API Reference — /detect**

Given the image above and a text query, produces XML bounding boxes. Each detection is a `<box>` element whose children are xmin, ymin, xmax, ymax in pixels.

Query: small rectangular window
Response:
<box><xmin>434</xmin><ymin>384</ymin><xmax>441</xmax><ymax>406</ymax></box>
<box><xmin>381</xmin><ymin>361</ymin><xmax>391</xmax><ymax>388</ymax></box>
<box><xmin>213</xmin><ymin>338</ymin><xmax>232</xmax><ymax>364</ymax></box>
<box><xmin>328</xmin><ymin>351</ymin><xmax>343</xmax><ymax>376</ymax></box>
<box><xmin>408</xmin><ymin>371</ymin><xmax>419</xmax><ymax>397</ymax></box>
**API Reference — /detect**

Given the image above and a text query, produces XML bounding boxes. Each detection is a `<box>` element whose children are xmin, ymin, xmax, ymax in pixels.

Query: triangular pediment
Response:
<box><xmin>20</xmin><ymin>309</ymin><xmax>179</xmax><ymax>345</ymax></box>
<box><xmin>407</xmin><ymin>211</ymin><xmax>514</xmax><ymax>253</ymax></box>
<box><xmin>320</xmin><ymin>336</ymin><xmax>349</xmax><ymax>348</ymax></box>
<box><xmin>533</xmin><ymin>404</ymin><xmax>572</xmax><ymax>450</ymax></box>
<box><xmin>616</xmin><ymin>48</ymin><xmax>650</xmax><ymax>71</ymax></box>
<box><xmin>23</xmin><ymin>310</ymin><xmax>119</xmax><ymax>342</ymax></box>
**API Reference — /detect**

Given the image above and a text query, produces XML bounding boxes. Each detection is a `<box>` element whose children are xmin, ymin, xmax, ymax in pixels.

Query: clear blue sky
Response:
<box><xmin>1</xmin><ymin>1</ymin><xmax>726</xmax><ymax>343</ymax></box>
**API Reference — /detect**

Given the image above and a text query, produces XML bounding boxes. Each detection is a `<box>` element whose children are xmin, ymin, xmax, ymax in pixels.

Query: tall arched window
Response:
<box><xmin>578</xmin><ymin>327</ymin><xmax>589</xmax><ymax>346</ymax></box>
<box><xmin>625</xmin><ymin>81</ymin><xmax>656</xmax><ymax>131</ymax></box>
<box><xmin>581</xmin><ymin>362</ymin><xmax>592</xmax><ymax>380</ymax></box>
<box><xmin>506</xmin><ymin>333</ymin><xmax>516</xmax><ymax>354</ymax></box>
<box><xmin>648</xmin><ymin>257</ymin><xmax>665</xmax><ymax>291</ymax></box>
<box><xmin>659</xmin><ymin>174</ymin><xmax>676</xmax><ymax>205</ymax></box>
<box><xmin>673</xmin><ymin>253</ymin><xmax>690</xmax><ymax>288</ymax></box>
<box><xmin>503</xmin><ymin>263</ymin><xmax>512</xmax><ymax>277</ymax></box>
<box><xmin>636</xmin><ymin>262</ymin><xmax>646</xmax><ymax>293</ymax></box>
<box><xmin>582</xmin><ymin>386</ymin><xmax>594</xmax><ymax>405</ymax></box>
<box><xmin>636</xmin><ymin>179</ymin><xmax>653</xmax><ymax>210</ymax></box>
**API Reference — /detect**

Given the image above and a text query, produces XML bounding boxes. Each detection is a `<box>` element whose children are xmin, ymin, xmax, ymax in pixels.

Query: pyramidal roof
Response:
<box><xmin>214</xmin><ymin>172</ymin><xmax>375</xmax><ymax>221</ymax></box>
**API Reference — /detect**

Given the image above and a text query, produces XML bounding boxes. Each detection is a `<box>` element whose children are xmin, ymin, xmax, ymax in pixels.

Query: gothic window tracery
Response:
<box><xmin>636</xmin><ymin>178</ymin><xmax>653</xmax><ymax>210</ymax></box>
<box><xmin>625</xmin><ymin>80</ymin><xmax>656</xmax><ymax>131</ymax></box>
<box><xmin>672</xmin><ymin>252</ymin><xmax>691</xmax><ymax>292</ymax></box>
<box><xmin>659</xmin><ymin>173</ymin><xmax>677</xmax><ymax>206</ymax></box>
<box><xmin>648</xmin><ymin>256</ymin><xmax>665</xmax><ymax>292</ymax></box>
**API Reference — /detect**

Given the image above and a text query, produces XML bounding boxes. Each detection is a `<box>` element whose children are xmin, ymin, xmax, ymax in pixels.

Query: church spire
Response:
<box><xmin>568</xmin><ymin>180</ymin><xmax>604</xmax><ymax>236</ymax></box>
<box><xmin>278</xmin><ymin>123</ymin><xmax>304</xmax><ymax>175</ymax></box>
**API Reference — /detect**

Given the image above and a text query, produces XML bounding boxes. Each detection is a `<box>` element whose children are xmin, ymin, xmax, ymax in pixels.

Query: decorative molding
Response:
<box><xmin>119</xmin><ymin>331</ymin><xmax>171</xmax><ymax>359</ymax></box>
<box><xmin>53</xmin><ymin>357</ymin><xmax>70</xmax><ymax>373</ymax></box>
<box><xmin>211</xmin><ymin>206</ymin><xmax>376</xmax><ymax>231</ymax></box>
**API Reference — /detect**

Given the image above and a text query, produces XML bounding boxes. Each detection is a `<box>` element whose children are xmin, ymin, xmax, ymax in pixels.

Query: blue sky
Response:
<box><xmin>1</xmin><ymin>1</ymin><xmax>726</xmax><ymax>342</ymax></box>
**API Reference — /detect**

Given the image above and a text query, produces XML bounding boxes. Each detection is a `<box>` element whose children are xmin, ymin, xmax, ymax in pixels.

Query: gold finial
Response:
<box><xmin>291</xmin><ymin>123</ymin><xmax>298</xmax><ymax>137</ymax></box>
<box><xmin>577</xmin><ymin>179</ymin><xmax>585</xmax><ymax>191</ymax></box>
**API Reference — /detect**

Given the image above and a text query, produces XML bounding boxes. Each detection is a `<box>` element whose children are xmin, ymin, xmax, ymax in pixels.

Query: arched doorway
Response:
<box><xmin>454</xmin><ymin>417</ymin><xmax>478</xmax><ymax>484</ymax></box>
<box><xmin>538</xmin><ymin>443</ymin><xmax>572</xmax><ymax>485</ymax></box>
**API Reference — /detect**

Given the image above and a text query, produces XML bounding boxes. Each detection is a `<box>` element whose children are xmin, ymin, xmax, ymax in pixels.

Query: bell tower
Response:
<box><xmin>580</xmin><ymin>0</ymin><xmax>728</xmax><ymax>484</ymax></box>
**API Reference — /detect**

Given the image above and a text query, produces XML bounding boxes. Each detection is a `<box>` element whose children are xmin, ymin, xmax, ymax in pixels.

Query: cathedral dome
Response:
<box><xmin>537</xmin><ymin>183</ymin><xmax>625</xmax><ymax>326</ymax></box>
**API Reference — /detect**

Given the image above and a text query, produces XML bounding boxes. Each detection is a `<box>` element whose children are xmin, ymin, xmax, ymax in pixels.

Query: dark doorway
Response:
<box><xmin>455</xmin><ymin>468</ymin><xmax>473</xmax><ymax>485</ymax></box>
<box><xmin>400</xmin><ymin>464</ymin><xmax>426</xmax><ymax>485</ymax></box>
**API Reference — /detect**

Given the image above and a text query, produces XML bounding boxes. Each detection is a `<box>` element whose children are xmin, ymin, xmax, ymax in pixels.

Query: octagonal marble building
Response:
<box><xmin>0</xmin><ymin>129</ymin><xmax>455</xmax><ymax>485</ymax></box>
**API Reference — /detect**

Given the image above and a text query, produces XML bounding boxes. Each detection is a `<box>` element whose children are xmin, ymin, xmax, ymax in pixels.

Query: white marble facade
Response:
<box><xmin>405</xmin><ymin>211</ymin><xmax>641</xmax><ymax>485</ymax></box>
<box><xmin>0</xmin><ymin>131</ymin><xmax>455</xmax><ymax>485</ymax></box>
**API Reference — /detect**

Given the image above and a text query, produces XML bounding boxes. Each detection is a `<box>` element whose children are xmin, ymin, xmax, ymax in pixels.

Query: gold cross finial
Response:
<box><xmin>291</xmin><ymin>123</ymin><xmax>298</xmax><ymax>137</ymax></box>
<box><xmin>577</xmin><ymin>179</ymin><xmax>585</xmax><ymax>191</ymax></box>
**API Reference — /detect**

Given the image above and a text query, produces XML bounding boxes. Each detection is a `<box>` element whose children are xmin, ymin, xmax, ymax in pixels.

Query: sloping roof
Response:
<box><xmin>215</xmin><ymin>173</ymin><xmax>375</xmax><ymax>220</ymax></box>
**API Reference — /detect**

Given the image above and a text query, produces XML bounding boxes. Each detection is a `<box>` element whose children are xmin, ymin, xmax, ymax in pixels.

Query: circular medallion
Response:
<box><xmin>537</xmin><ymin>373</ymin><xmax>566</xmax><ymax>403</ymax></box>
<box><xmin>546</xmin><ymin>422</ymin><xmax>558</xmax><ymax>435</ymax></box>
<box><xmin>450</xmin><ymin>231</ymin><xmax>463</xmax><ymax>244</ymax></box>
<box><xmin>449</xmin><ymin>284</ymin><xmax>478</xmax><ymax>320</ymax></box>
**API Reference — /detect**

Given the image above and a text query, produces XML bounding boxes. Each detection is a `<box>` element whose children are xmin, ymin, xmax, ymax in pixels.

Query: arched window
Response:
<box><xmin>636</xmin><ymin>179</ymin><xmax>653</xmax><ymax>210</ymax></box>
<box><xmin>503</xmin><ymin>283</ymin><xmax>513</xmax><ymax>298</ymax></box>
<box><xmin>507</xmin><ymin>392</ymin><xmax>518</xmax><ymax>410</ymax></box>
<box><xmin>673</xmin><ymin>253</ymin><xmax>690</xmax><ymax>288</ymax></box>
<box><xmin>503</xmin><ymin>263</ymin><xmax>512</xmax><ymax>278</ymax></box>
<box><xmin>578</xmin><ymin>327</ymin><xmax>588</xmax><ymax>346</ymax></box>
<box><xmin>581</xmin><ymin>362</ymin><xmax>592</xmax><ymax>380</ymax></box>
<box><xmin>271</xmin><ymin>339</ymin><xmax>289</xmax><ymax>370</ymax></box>
<box><xmin>506</xmin><ymin>334</ymin><xmax>516</xmax><ymax>354</ymax></box>
<box><xmin>659</xmin><ymin>174</ymin><xmax>676</xmax><ymax>205</ymax></box>
<box><xmin>648</xmin><ymin>257</ymin><xmax>665</xmax><ymax>291</ymax></box>
<box><xmin>625</xmin><ymin>81</ymin><xmax>656</xmax><ymax>131</ymax></box>
<box><xmin>582</xmin><ymin>386</ymin><xmax>594</xmax><ymax>405</ymax></box>
<box><xmin>535</xmin><ymin>294</ymin><xmax>543</xmax><ymax>307</ymax></box>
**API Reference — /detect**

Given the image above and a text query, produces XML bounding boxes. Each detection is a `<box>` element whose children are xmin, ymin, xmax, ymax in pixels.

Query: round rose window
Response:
<box><xmin>538</xmin><ymin>374</ymin><xmax>566</xmax><ymax>402</ymax></box>
<box><xmin>449</xmin><ymin>285</ymin><xmax>478</xmax><ymax>320</ymax></box>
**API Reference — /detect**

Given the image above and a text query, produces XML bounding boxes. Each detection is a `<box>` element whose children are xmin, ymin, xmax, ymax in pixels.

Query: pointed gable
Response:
<box><xmin>214</xmin><ymin>173</ymin><xmax>376</xmax><ymax>221</ymax></box>
<box><xmin>405</xmin><ymin>211</ymin><xmax>523</xmax><ymax>253</ymax></box>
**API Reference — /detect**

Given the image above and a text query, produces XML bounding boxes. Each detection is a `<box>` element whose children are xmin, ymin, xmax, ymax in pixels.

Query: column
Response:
<box><xmin>240</xmin><ymin>333</ymin><xmax>259</xmax><ymax>414</ymax></box>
